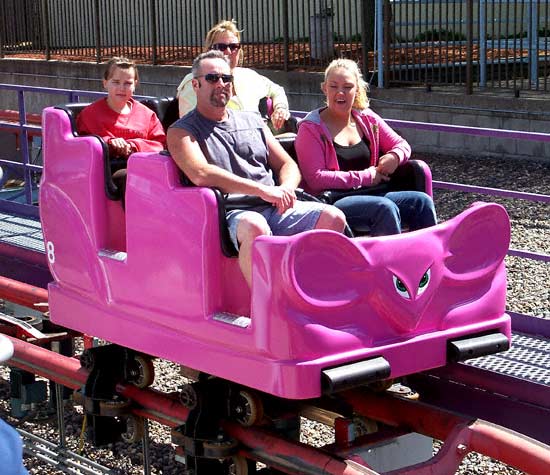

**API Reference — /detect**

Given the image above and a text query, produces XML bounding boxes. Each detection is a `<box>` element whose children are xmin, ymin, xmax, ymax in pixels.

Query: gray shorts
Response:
<box><xmin>226</xmin><ymin>201</ymin><xmax>325</xmax><ymax>249</ymax></box>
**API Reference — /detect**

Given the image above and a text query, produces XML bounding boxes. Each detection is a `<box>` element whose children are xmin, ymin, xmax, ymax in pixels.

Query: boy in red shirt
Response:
<box><xmin>77</xmin><ymin>57</ymin><xmax>166</xmax><ymax>157</ymax></box>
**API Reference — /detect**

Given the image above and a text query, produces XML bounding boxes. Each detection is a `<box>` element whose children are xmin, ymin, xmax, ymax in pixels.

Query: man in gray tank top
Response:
<box><xmin>167</xmin><ymin>51</ymin><xmax>345</xmax><ymax>287</ymax></box>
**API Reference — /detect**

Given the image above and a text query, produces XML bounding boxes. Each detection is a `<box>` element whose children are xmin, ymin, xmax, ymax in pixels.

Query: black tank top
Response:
<box><xmin>333</xmin><ymin>135</ymin><xmax>371</xmax><ymax>171</ymax></box>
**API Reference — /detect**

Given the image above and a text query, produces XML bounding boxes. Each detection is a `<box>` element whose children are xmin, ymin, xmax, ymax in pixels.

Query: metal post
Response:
<box><xmin>41</xmin><ymin>0</ymin><xmax>50</xmax><ymax>60</ymax></box>
<box><xmin>383</xmin><ymin>0</ymin><xmax>391</xmax><ymax>88</ymax></box>
<box><xmin>94</xmin><ymin>0</ymin><xmax>101</xmax><ymax>63</ymax></box>
<box><xmin>466</xmin><ymin>0</ymin><xmax>474</xmax><ymax>94</ymax></box>
<box><xmin>376</xmin><ymin>0</ymin><xmax>384</xmax><ymax>87</ymax></box>
<box><xmin>479</xmin><ymin>0</ymin><xmax>487</xmax><ymax>87</ymax></box>
<box><xmin>212</xmin><ymin>0</ymin><xmax>219</xmax><ymax>22</ymax></box>
<box><xmin>283</xmin><ymin>0</ymin><xmax>289</xmax><ymax>71</ymax></box>
<box><xmin>529</xmin><ymin>0</ymin><xmax>539</xmax><ymax>88</ymax></box>
<box><xmin>17</xmin><ymin>91</ymin><xmax>33</xmax><ymax>205</ymax></box>
<box><xmin>0</xmin><ymin>5</ymin><xmax>4</xmax><ymax>58</ymax></box>
<box><xmin>361</xmin><ymin>0</ymin><xmax>375</xmax><ymax>76</ymax></box>
<box><xmin>142</xmin><ymin>419</ymin><xmax>151</xmax><ymax>475</ymax></box>
<box><xmin>150</xmin><ymin>0</ymin><xmax>157</xmax><ymax>65</ymax></box>
<box><xmin>55</xmin><ymin>383</ymin><xmax>66</xmax><ymax>448</ymax></box>
<box><xmin>51</xmin><ymin>338</ymin><xmax>70</xmax><ymax>450</ymax></box>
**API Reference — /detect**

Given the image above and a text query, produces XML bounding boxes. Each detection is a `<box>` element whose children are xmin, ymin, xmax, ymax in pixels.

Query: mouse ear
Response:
<box><xmin>444</xmin><ymin>202</ymin><xmax>510</xmax><ymax>280</ymax></box>
<box><xmin>287</xmin><ymin>231</ymin><xmax>370</xmax><ymax>308</ymax></box>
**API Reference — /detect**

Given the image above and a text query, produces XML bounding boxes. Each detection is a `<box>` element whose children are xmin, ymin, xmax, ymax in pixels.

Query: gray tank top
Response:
<box><xmin>171</xmin><ymin>109</ymin><xmax>275</xmax><ymax>186</ymax></box>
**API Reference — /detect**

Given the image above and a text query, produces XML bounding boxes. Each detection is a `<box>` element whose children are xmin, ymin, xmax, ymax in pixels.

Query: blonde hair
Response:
<box><xmin>103</xmin><ymin>56</ymin><xmax>138</xmax><ymax>83</ymax></box>
<box><xmin>204</xmin><ymin>19</ymin><xmax>244</xmax><ymax>66</ymax></box>
<box><xmin>323</xmin><ymin>59</ymin><xmax>369</xmax><ymax>110</ymax></box>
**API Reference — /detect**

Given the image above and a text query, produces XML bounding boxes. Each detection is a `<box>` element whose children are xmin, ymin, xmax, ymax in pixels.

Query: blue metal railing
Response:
<box><xmin>0</xmin><ymin>83</ymin><xmax>154</xmax><ymax>218</ymax></box>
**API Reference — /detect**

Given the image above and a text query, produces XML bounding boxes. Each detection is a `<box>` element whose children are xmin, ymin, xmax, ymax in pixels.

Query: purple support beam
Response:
<box><xmin>433</xmin><ymin>180</ymin><xmax>550</xmax><ymax>203</ymax></box>
<box><xmin>508</xmin><ymin>248</ymin><xmax>550</xmax><ymax>263</ymax></box>
<box><xmin>510</xmin><ymin>311</ymin><xmax>550</xmax><ymax>338</ymax></box>
<box><xmin>387</xmin><ymin>119</ymin><xmax>550</xmax><ymax>143</ymax></box>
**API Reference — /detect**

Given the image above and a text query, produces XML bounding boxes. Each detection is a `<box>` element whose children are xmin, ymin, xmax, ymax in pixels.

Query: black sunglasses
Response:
<box><xmin>195</xmin><ymin>73</ymin><xmax>234</xmax><ymax>84</ymax></box>
<box><xmin>211</xmin><ymin>42</ymin><xmax>241</xmax><ymax>52</ymax></box>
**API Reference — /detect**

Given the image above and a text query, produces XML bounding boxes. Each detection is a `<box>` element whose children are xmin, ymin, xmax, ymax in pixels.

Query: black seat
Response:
<box><xmin>319</xmin><ymin>159</ymin><xmax>430</xmax><ymax>205</ymax></box>
<box><xmin>57</xmin><ymin>98</ymin><xmax>176</xmax><ymax>202</ymax></box>
<box><xmin>55</xmin><ymin>103</ymin><xmax>127</xmax><ymax>201</ymax></box>
<box><xmin>58</xmin><ymin>102</ymin><xmax>90</xmax><ymax>131</ymax></box>
<box><xmin>55</xmin><ymin>103</ymin><xmax>121</xmax><ymax>202</ymax></box>
<box><xmin>276</xmin><ymin>134</ymin><xmax>297</xmax><ymax>159</ymax></box>
<box><xmin>258</xmin><ymin>97</ymin><xmax>298</xmax><ymax>135</ymax></box>
<box><xmin>141</xmin><ymin>96</ymin><xmax>179</xmax><ymax>131</ymax></box>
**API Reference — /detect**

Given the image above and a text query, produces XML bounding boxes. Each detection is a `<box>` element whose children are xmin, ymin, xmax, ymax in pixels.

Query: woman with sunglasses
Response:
<box><xmin>176</xmin><ymin>19</ymin><xmax>291</xmax><ymax>132</ymax></box>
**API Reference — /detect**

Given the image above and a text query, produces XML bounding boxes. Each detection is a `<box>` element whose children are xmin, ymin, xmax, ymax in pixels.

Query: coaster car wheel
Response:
<box><xmin>202</xmin><ymin>438</ymin><xmax>239</xmax><ymax>458</ymax></box>
<box><xmin>121</xmin><ymin>414</ymin><xmax>145</xmax><ymax>443</ymax></box>
<box><xmin>228</xmin><ymin>455</ymin><xmax>255</xmax><ymax>475</ymax></box>
<box><xmin>179</xmin><ymin>383</ymin><xmax>198</xmax><ymax>409</ymax></box>
<box><xmin>368</xmin><ymin>378</ymin><xmax>395</xmax><ymax>392</ymax></box>
<box><xmin>232</xmin><ymin>390</ymin><xmax>263</xmax><ymax>427</ymax></box>
<box><xmin>96</xmin><ymin>397</ymin><xmax>131</xmax><ymax>417</ymax></box>
<box><xmin>127</xmin><ymin>354</ymin><xmax>155</xmax><ymax>388</ymax></box>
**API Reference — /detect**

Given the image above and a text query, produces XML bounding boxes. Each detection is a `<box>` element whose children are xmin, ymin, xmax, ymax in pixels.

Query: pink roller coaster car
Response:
<box><xmin>39</xmin><ymin>105</ymin><xmax>511</xmax><ymax>399</ymax></box>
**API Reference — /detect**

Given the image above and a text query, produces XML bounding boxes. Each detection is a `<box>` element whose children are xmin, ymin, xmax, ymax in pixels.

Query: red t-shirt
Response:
<box><xmin>76</xmin><ymin>97</ymin><xmax>166</xmax><ymax>153</ymax></box>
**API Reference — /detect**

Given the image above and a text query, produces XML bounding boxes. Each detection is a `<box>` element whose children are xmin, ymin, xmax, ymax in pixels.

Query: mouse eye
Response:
<box><xmin>417</xmin><ymin>269</ymin><xmax>431</xmax><ymax>296</ymax></box>
<box><xmin>393</xmin><ymin>275</ymin><xmax>410</xmax><ymax>299</ymax></box>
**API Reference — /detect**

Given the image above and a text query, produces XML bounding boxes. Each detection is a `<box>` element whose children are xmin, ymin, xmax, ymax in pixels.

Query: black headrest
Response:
<box><xmin>54</xmin><ymin>103</ymin><xmax>91</xmax><ymax>133</ymax></box>
<box><xmin>141</xmin><ymin>97</ymin><xmax>179</xmax><ymax>131</ymax></box>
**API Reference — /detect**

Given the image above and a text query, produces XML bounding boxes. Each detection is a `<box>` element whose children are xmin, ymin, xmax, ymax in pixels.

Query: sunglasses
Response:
<box><xmin>211</xmin><ymin>42</ymin><xmax>241</xmax><ymax>53</ymax></box>
<box><xmin>195</xmin><ymin>73</ymin><xmax>234</xmax><ymax>84</ymax></box>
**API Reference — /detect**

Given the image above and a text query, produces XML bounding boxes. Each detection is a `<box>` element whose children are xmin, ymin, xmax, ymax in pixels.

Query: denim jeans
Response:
<box><xmin>333</xmin><ymin>191</ymin><xmax>437</xmax><ymax>236</ymax></box>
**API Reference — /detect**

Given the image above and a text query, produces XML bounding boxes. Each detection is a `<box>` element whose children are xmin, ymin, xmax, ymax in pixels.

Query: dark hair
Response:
<box><xmin>191</xmin><ymin>50</ymin><xmax>229</xmax><ymax>77</ymax></box>
<box><xmin>103</xmin><ymin>57</ymin><xmax>139</xmax><ymax>83</ymax></box>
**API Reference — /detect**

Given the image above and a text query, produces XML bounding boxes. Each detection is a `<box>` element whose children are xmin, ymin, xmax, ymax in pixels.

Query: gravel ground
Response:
<box><xmin>421</xmin><ymin>153</ymin><xmax>550</xmax><ymax>320</ymax></box>
<box><xmin>0</xmin><ymin>154</ymin><xmax>548</xmax><ymax>475</ymax></box>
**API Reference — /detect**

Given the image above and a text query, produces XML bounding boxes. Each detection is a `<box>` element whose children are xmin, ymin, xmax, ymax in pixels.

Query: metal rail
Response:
<box><xmin>2</xmin><ymin>327</ymin><xmax>550</xmax><ymax>475</ymax></box>
<box><xmin>19</xmin><ymin>429</ymin><xmax>119</xmax><ymax>475</ymax></box>
<box><xmin>0</xmin><ymin>83</ymin><xmax>154</xmax><ymax>217</ymax></box>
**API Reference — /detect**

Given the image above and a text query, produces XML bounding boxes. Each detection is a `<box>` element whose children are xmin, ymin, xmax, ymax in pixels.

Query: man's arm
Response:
<box><xmin>167</xmin><ymin>126</ymin><xmax>298</xmax><ymax>214</ymax></box>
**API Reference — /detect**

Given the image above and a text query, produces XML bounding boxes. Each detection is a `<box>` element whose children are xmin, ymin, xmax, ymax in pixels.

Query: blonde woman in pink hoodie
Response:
<box><xmin>295</xmin><ymin>59</ymin><xmax>436</xmax><ymax>235</ymax></box>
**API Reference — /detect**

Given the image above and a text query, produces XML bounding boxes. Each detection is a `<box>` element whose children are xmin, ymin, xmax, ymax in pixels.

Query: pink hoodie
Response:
<box><xmin>295</xmin><ymin>107</ymin><xmax>411</xmax><ymax>195</ymax></box>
